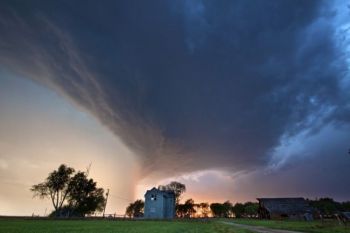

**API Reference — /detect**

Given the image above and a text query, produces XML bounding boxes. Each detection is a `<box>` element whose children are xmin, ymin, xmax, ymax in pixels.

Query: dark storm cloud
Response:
<box><xmin>0</xmin><ymin>0</ymin><xmax>349</xmax><ymax>180</ymax></box>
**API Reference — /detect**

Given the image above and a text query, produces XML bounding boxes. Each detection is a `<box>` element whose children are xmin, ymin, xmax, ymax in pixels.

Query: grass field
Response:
<box><xmin>229</xmin><ymin>219</ymin><xmax>350</xmax><ymax>233</ymax></box>
<box><xmin>0</xmin><ymin>219</ymin><xmax>251</xmax><ymax>233</ymax></box>
<box><xmin>2</xmin><ymin>218</ymin><xmax>349</xmax><ymax>233</ymax></box>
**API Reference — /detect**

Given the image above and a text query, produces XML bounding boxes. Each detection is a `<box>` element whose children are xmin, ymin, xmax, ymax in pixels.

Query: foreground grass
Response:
<box><xmin>0</xmin><ymin>219</ymin><xmax>252</xmax><ymax>233</ymax></box>
<box><xmin>229</xmin><ymin>218</ymin><xmax>350</xmax><ymax>233</ymax></box>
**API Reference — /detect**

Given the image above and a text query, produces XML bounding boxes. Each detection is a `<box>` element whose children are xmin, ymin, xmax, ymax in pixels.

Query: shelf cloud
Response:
<box><xmin>1</xmin><ymin>0</ymin><xmax>349</xmax><ymax>195</ymax></box>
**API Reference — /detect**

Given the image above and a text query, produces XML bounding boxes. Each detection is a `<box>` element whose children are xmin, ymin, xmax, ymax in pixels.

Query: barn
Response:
<box><xmin>257</xmin><ymin>198</ymin><xmax>313</xmax><ymax>220</ymax></box>
<box><xmin>144</xmin><ymin>187</ymin><xmax>175</xmax><ymax>219</ymax></box>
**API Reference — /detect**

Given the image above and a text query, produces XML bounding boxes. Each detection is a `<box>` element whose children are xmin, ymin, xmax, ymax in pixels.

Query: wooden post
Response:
<box><xmin>103</xmin><ymin>189</ymin><xmax>109</xmax><ymax>218</ymax></box>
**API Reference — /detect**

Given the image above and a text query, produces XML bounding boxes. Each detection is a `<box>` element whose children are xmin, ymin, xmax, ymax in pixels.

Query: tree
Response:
<box><xmin>223</xmin><ymin>201</ymin><xmax>233</xmax><ymax>217</ymax></box>
<box><xmin>210</xmin><ymin>201</ymin><xmax>233</xmax><ymax>218</ymax></box>
<box><xmin>198</xmin><ymin>202</ymin><xmax>210</xmax><ymax>218</ymax></box>
<box><xmin>176</xmin><ymin>199</ymin><xmax>196</xmax><ymax>218</ymax></box>
<box><xmin>31</xmin><ymin>164</ymin><xmax>105</xmax><ymax>217</ymax></box>
<box><xmin>158</xmin><ymin>181</ymin><xmax>186</xmax><ymax>204</ymax></box>
<box><xmin>30</xmin><ymin>164</ymin><xmax>75</xmax><ymax>214</ymax></box>
<box><xmin>125</xmin><ymin>200</ymin><xmax>144</xmax><ymax>218</ymax></box>
<box><xmin>244</xmin><ymin>202</ymin><xmax>258</xmax><ymax>217</ymax></box>
<box><xmin>176</xmin><ymin>204</ymin><xmax>186</xmax><ymax>218</ymax></box>
<box><xmin>126</xmin><ymin>204</ymin><xmax>134</xmax><ymax>218</ymax></box>
<box><xmin>184</xmin><ymin>199</ymin><xmax>196</xmax><ymax>218</ymax></box>
<box><xmin>232</xmin><ymin>203</ymin><xmax>245</xmax><ymax>218</ymax></box>
<box><xmin>341</xmin><ymin>201</ymin><xmax>350</xmax><ymax>211</ymax></box>
<box><xmin>66</xmin><ymin>171</ymin><xmax>105</xmax><ymax>216</ymax></box>
<box><xmin>309</xmin><ymin>198</ymin><xmax>340</xmax><ymax>215</ymax></box>
<box><xmin>210</xmin><ymin>203</ymin><xmax>225</xmax><ymax>217</ymax></box>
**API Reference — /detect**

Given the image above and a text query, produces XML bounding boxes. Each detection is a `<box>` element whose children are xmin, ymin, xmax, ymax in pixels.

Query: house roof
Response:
<box><xmin>144</xmin><ymin>187</ymin><xmax>175</xmax><ymax>198</ymax></box>
<box><xmin>342</xmin><ymin>212</ymin><xmax>350</xmax><ymax>220</ymax></box>
<box><xmin>257</xmin><ymin>198</ymin><xmax>312</xmax><ymax>215</ymax></box>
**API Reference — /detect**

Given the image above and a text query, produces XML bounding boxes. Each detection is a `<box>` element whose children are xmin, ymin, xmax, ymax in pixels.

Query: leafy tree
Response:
<box><xmin>176</xmin><ymin>204</ymin><xmax>186</xmax><ymax>218</ymax></box>
<box><xmin>177</xmin><ymin>199</ymin><xmax>196</xmax><ymax>218</ymax></box>
<box><xmin>125</xmin><ymin>199</ymin><xmax>144</xmax><ymax>218</ymax></box>
<box><xmin>30</xmin><ymin>164</ymin><xmax>75</xmax><ymax>213</ymax></box>
<box><xmin>223</xmin><ymin>201</ymin><xmax>233</xmax><ymax>217</ymax></box>
<box><xmin>210</xmin><ymin>201</ymin><xmax>233</xmax><ymax>218</ymax></box>
<box><xmin>126</xmin><ymin>204</ymin><xmax>134</xmax><ymax>218</ymax></box>
<box><xmin>341</xmin><ymin>201</ymin><xmax>350</xmax><ymax>211</ymax></box>
<box><xmin>159</xmin><ymin>181</ymin><xmax>186</xmax><ymax>204</ymax></box>
<box><xmin>244</xmin><ymin>202</ymin><xmax>259</xmax><ymax>217</ymax></box>
<box><xmin>184</xmin><ymin>199</ymin><xmax>196</xmax><ymax>218</ymax></box>
<box><xmin>198</xmin><ymin>202</ymin><xmax>210</xmax><ymax>217</ymax></box>
<box><xmin>210</xmin><ymin>203</ymin><xmax>225</xmax><ymax>217</ymax></box>
<box><xmin>31</xmin><ymin>164</ymin><xmax>105</xmax><ymax>217</ymax></box>
<box><xmin>232</xmin><ymin>203</ymin><xmax>245</xmax><ymax>218</ymax></box>
<box><xmin>66</xmin><ymin>171</ymin><xmax>105</xmax><ymax>216</ymax></box>
<box><xmin>309</xmin><ymin>198</ymin><xmax>340</xmax><ymax>215</ymax></box>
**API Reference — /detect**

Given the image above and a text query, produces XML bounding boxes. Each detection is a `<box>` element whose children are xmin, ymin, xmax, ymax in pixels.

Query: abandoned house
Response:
<box><xmin>257</xmin><ymin>198</ymin><xmax>313</xmax><ymax>220</ymax></box>
<box><xmin>340</xmin><ymin>212</ymin><xmax>350</xmax><ymax>223</ymax></box>
<box><xmin>144</xmin><ymin>187</ymin><xmax>175</xmax><ymax>219</ymax></box>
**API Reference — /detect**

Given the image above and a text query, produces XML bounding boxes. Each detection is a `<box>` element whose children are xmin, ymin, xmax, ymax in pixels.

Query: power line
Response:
<box><xmin>109</xmin><ymin>194</ymin><xmax>133</xmax><ymax>202</ymax></box>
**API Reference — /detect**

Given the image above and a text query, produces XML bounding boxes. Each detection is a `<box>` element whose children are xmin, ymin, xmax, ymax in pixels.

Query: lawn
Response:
<box><xmin>0</xmin><ymin>218</ymin><xmax>251</xmax><ymax>233</ymax></box>
<box><xmin>229</xmin><ymin>218</ymin><xmax>350</xmax><ymax>233</ymax></box>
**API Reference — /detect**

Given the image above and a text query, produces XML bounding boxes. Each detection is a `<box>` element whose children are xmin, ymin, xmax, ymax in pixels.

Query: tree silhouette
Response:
<box><xmin>66</xmin><ymin>171</ymin><xmax>105</xmax><ymax>216</ymax></box>
<box><xmin>125</xmin><ymin>199</ymin><xmax>144</xmax><ymax>218</ymax></box>
<box><xmin>31</xmin><ymin>164</ymin><xmax>105</xmax><ymax>217</ymax></box>
<box><xmin>244</xmin><ymin>202</ymin><xmax>259</xmax><ymax>217</ymax></box>
<box><xmin>158</xmin><ymin>181</ymin><xmax>186</xmax><ymax>204</ymax></box>
<box><xmin>309</xmin><ymin>197</ymin><xmax>340</xmax><ymax>215</ymax></box>
<box><xmin>184</xmin><ymin>198</ymin><xmax>196</xmax><ymax>217</ymax></box>
<box><xmin>177</xmin><ymin>199</ymin><xmax>196</xmax><ymax>218</ymax></box>
<box><xmin>210</xmin><ymin>203</ymin><xmax>225</xmax><ymax>217</ymax></box>
<box><xmin>31</xmin><ymin>164</ymin><xmax>74</xmax><ymax>213</ymax></box>
<box><xmin>198</xmin><ymin>202</ymin><xmax>210</xmax><ymax>217</ymax></box>
<box><xmin>210</xmin><ymin>201</ymin><xmax>233</xmax><ymax>217</ymax></box>
<box><xmin>232</xmin><ymin>202</ymin><xmax>245</xmax><ymax>218</ymax></box>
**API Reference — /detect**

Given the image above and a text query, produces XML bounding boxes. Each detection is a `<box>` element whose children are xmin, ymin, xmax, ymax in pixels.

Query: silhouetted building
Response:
<box><xmin>340</xmin><ymin>212</ymin><xmax>350</xmax><ymax>223</ymax></box>
<box><xmin>144</xmin><ymin>187</ymin><xmax>175</xmax><ymax>219</ymax></box>
<box><xmin>258</xmin><ymin>198</ymin><xmax>313</xmax><ymax>220</ymax></box>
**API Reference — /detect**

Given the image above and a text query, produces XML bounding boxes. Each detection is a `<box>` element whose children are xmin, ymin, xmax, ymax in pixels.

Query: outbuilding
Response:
<box><xmin>144</xmin><ymin>187</ymin><xmax>175</xmax><ymax>219</ymax></box>
<box><xmin>257</xmin><ymin>197</ymin><xmax>313</xmax><ymax>220</ymax></box>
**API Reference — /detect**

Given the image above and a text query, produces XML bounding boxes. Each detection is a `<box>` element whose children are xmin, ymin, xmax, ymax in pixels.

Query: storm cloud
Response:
<box><xmin>1</xmin><ymin>0</ymin><xmax>349</xmax><ymax>191</ymax></box>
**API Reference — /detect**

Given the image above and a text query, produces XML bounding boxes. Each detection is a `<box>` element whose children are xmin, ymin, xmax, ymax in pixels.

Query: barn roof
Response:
<box><xmin>342</xmin><ymin>212</ymin><xmax>350</xmax><ymax>220</ymax></box>
<box><xmin>257</xmin><ymin>198</ymin><xmax>312</xmax><ymax>215</ymax></box>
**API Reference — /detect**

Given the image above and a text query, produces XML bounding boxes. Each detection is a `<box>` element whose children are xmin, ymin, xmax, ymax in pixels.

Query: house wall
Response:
<box><xmin>164</xmin><ymin>194</ymin><xmax>175</xmax><ymax>218</ymax></box>
<box><xmin>144</xmin><ymin>190</ymin><xmax>175</xmax><ymax>219</ymax></box>
<box><xmin>258</xmin><ymin>206</ymin><xmax>270</xmax><ymax>219</ymax></box>
<box><xmin>144</xmin><ymin>192</ymin><xmax>165</xmax><ymax>219</ymax></box>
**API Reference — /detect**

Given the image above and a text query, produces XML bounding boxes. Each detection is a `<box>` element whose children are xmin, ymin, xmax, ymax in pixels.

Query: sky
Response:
<box><xmin>0</xmin><ymin>0</ymin><xmax>350</xmax><ymax>216</ymax></box>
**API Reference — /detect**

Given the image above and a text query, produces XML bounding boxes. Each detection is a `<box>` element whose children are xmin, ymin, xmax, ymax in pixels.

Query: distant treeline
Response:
<box><xmin>125</xmin><ymin>199</ymin><xmax>259</xmax><ymax>218</ymax></box>
<box><xmin>308</xmin><ymin>198</ymin><xmax>350</xmax><ymax>215</ymax></box>
<box><xmin>126</xmin><ymin>197</ymin><xmax>350</xmax><ymax>218</ymax></box>
<box><xmin>210</xmin><ymin>198</ymin><xmax>350</xmax><ymax>218</ymax></box>
<box><xmin>124</xmin><ymin>181</ymin><xmax>350</xmax><ymax>218</ymax></box>
<box><xmin>209</xmin><ymin>198</ymin><xmax>350</xmax><ymax>218</ymax></box>
<box><xmin>210</xmin><ymin>201</ymin><xmax>258</xmax><ymax>218</ymax></box>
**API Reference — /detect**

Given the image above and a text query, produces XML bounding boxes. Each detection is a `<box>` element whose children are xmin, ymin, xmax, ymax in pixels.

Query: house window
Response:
<box><xmin>151</xmin><ymin>194</ymin><xmax>157</xmax><ymax>201</ymax></box>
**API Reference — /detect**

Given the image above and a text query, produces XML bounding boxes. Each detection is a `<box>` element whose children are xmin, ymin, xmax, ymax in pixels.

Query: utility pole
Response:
<box><xmin>86</xmin><ymin>162</ymin><xmax>92</xmax><ymax>176</ymax></box>
<box><xmin>103</xmin><ymin>189</ymin><xmax>109</xmax><ymax>218</ymax></box>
